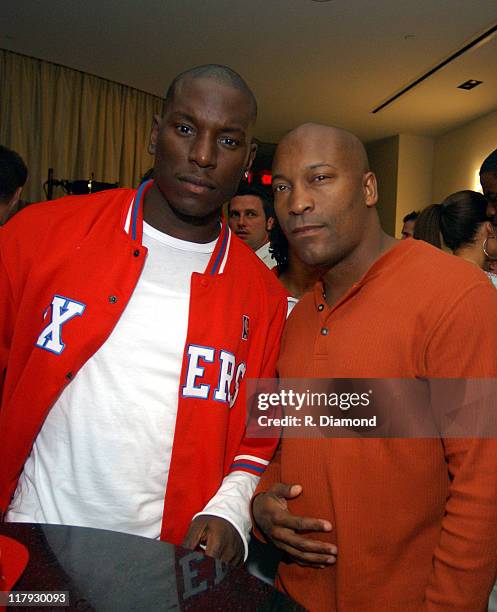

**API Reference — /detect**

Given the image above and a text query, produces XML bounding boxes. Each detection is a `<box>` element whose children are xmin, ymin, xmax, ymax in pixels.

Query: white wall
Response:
<box><xmin>432</xmin><ymin>109</ymin><xmax>497</xmax><ymax>202</ymax></box>
<box><xmin>367</xmin><ymin>134</ymin><xmax>434</xmax><ymax>237</ymax></box>
<box><xmin>396</xmin><ymin>134</ymin><xmax>434</xmax><ymax>237</ymax></box>
<box><xmin>366</xmin><ymin>136</ymin><xmax>399</xmax><ymax>236</ymax></box>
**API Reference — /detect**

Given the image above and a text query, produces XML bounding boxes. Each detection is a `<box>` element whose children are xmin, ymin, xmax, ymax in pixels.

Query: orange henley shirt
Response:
<box><xmin>256</xmin><ymin>239</ymin><xmax>497</xmax><ymax>612</ymax></box>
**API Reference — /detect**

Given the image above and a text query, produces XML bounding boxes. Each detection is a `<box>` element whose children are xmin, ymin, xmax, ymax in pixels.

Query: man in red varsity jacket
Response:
<box><xmin>0</xmin><ymin>65</ymin><xmax>287</xmax><ymax>566</ymax></box>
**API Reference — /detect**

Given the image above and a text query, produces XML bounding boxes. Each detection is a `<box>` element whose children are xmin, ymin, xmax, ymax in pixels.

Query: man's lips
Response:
<box><xmin>291</xmin><ymin>225</ymin><xmax>325</xmax><ymax>237</ymax></box>
<box><xmin>177</xmin><ymin>175</ymin><xmax>216</xmax><ymax>194</ymax></box>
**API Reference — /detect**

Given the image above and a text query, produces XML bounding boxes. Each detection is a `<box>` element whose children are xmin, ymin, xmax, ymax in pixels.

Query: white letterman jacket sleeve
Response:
<box><xmin>192</xmin><ymin>470</ymin><xmax>259</xmax><ymax>561</ymax></box>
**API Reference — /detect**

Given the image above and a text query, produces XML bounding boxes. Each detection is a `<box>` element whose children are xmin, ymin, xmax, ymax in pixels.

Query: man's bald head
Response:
<box><xmin>276</xmin><ymin>123</ymin><xmax>369</xmax><ymax>175</ymax></box>
<box><xmin>164</xmin><ymin>64</ymin><xmax>257</xmax><ymax>124</ymax></box>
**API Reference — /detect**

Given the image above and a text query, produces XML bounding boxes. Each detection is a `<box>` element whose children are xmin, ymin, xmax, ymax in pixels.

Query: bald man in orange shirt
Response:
<box><xmin>252</xmin><ymin>124</ymin><xmax>497</xmax><ymax>612</ymax></box>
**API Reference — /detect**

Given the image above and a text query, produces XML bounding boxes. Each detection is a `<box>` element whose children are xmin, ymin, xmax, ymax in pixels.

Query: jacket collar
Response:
<box><xmin>123</xmin><ymin>179</ymin><xmax>231</xmax><ymax>276</ymax></box>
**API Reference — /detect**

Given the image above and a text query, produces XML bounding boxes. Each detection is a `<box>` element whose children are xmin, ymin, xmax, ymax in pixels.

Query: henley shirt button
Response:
<box><xmin>320</xmin><ymin>327</ymin><xmax>329</xmax><ymax>336</ymax></box>
<box><xmin>108</xmin><ymin>295</ymin><xmax>118</xmax><ymax>304</ymax></box>
<box><xmin>317</xmin><ymin>304</ymin><xmax>324</xmax><ymax>312</ymax></box>
<box><xmin>133</xmin><ymin>249</ymin><xmax>140</xmax><ymax>257</ymax></box>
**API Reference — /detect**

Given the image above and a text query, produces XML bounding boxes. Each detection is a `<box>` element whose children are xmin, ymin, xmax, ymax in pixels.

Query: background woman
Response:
<box><xmin>414</xmin><ymin>190</ymin><xmax>497</xmax><ymax>288</ymax></box>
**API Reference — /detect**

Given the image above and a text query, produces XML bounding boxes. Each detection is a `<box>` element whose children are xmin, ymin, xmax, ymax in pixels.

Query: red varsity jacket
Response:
<box><xmin>0</xmin><ymin>183</ymin><xmax>287</xmax><ymax>544</ymax></box>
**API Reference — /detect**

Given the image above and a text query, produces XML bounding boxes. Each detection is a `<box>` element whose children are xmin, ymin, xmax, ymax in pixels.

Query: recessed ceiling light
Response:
<box><xmin>458</xmin><ymin>79</ymin><xmax>483</xmax><ymax>90</ymax></box>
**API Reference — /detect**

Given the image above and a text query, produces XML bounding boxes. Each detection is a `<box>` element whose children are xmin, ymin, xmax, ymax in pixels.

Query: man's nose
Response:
<box><xmin>189</xmin><ymin>133</ymin><xmax>217</xmax><ymax>168</ymax></box>
<box><xmin>288</xmin><ymin>184</ymin><xmax>314</xmax><ymax>215</ymax></box>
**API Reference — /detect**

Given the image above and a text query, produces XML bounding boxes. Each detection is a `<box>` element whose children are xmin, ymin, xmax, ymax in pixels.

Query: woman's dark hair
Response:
<box><xmin>269</xmin><ymin>217</ymin><xmax>288</xmax><ymax>273</ymax></box>
<box><xmin>414</xmin><ymin>190</ymin><xmax>488</xmax><ymax>251</ymax></box>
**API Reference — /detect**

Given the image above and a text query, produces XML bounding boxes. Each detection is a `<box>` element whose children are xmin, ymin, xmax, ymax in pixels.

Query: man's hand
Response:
<box><xmin>252</xmin><ymin>482</ymin><xmax>337</xmax><ymax>568</ymax></box>
<box><xmin>182</xmin><ymin>515</ymin><xmax>244</xmax><ymax>567</ymax></box>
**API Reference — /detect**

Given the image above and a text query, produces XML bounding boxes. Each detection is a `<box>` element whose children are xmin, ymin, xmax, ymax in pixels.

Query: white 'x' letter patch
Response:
<box><xmin>36</xmin><ymin>295</ymin><xmax>86</xmax><ymax>354</ymax></box>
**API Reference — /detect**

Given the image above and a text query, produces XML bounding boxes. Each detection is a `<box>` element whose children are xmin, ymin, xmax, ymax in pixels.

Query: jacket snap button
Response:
<box><xmin>133</xmin><ymin>249</ymin><xmax>140</xmax><ymax>257</ymax></box>
<box><xmin>66</xmin><ymin>371</ymin><xmax>73</xmax><ymax>380</ymax></box>
<box><xmin>109</xmin><ymin>295</ymin><xmax>118</xmax><ymax>304</ymax></box>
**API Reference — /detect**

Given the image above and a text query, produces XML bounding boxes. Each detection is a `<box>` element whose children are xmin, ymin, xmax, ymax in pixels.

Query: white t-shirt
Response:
<box><xmin>7</xmin><ymin>222</ymin><xmax>217</xmax><ymax>538</ymax></box>
<box><xmin>255</xmin><ymin>242</ymin><xmax>276</xmax><ymax>268</ymax></box>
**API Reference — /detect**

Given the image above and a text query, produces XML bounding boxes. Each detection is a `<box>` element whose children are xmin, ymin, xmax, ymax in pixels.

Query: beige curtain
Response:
<box><xmin>0</xmin><ymin>49</ymin><xmax>163</xmax><ymax>202</ymax></box>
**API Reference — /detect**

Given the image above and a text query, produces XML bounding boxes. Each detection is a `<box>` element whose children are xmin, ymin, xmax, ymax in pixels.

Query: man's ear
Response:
<box><xmin>0</xmin><ymin>187</ymin><xmax>22</xmax><ymax>225</ymax></box>
<box><xmin>10</xmin><ymin>186</ymin><xmax>22</xmax><ymax>208</ymax></box>
<box><xmin>484</xmin><ymin>220</ymin><xmax>496</xmax><ymax>237</ymax></box>
<box><xmin>148</xmin><ymin>114</ymin><xmax>162</xmax><ymax>156</ymax></box>
<box><xmin>266</xmin><ymin>216</ymin><xmax>275</xmax><ymax>231</ymax></box>
<box><xmin>363</xmin><ymin>171</ymin><xmax>378</xmax><ymax>208</ymax></box>
<box><xmin>246</xmin><ymin>142</ymin><xmax>258</xmax><ymax>173</ymax></box>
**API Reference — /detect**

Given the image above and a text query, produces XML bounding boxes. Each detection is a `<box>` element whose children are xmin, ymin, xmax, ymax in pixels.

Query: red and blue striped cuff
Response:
<box><xmin>229</xmin><ymin>455</ymin><xmax>269</xmax><ymax>476</ymax></box>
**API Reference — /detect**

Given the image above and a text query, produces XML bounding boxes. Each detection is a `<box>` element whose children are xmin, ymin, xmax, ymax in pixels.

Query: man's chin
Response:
<box><xmin>295</xmin><ymin>248</ymin><xmax>330</xmax><ymax>269</ymax></box>
<box><xmin>167</xmin><ymin>194</ymin><xmax>222</xmax><ymax>221</ymax></box>
<box><xmin>235</xmin><ymin>233</ymin><xmax>251</xmax><ymax>244</ymax></box>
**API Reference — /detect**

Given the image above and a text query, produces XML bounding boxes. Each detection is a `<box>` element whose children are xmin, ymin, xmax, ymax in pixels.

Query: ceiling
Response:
<box><xmin>2</xmin><ymin>0</ymin><xmax>497</xmax><ymax>143</ymax></box>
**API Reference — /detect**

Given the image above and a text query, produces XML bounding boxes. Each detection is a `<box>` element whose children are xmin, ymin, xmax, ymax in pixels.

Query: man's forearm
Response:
<box><xmin>193</xmin><ymin>470</ymin><xmax>259</xmax><ymax>561</ymax></box>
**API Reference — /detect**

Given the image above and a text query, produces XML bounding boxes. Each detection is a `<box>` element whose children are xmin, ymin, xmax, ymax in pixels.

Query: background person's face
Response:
<box><xmin>401</xmin><ymin>219</ymin><xmax>416</xmax><ymax>239</ymax></box>
<box><xmin>152</xmin><ymin>77</ymin><xmax>256</xmax><ymax>221</ymax></box>
<box><xmin>228</xmin><ymin>195</ymin><xmax>272</xmax><ymax>251</ymax></box>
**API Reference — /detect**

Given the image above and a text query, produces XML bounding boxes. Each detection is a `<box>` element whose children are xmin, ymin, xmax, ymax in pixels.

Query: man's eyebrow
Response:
<box><xmin>218</xmin><ymin>125</ymin><xmax>246</xmax><ymax>135</ymax></box>
<box><xmin>306</xmin><ymin>163</ymin><xmax>338</xmax><ymax>170</ymax></box>
<box><xmin>231</xmin><ymin>208</ymin><xmax>258</xmax><ymax>214</ymax></box>
<box><xmin>169</xmin><ymin>111</ymin><xmax>196</xmax><ymax>123</ymax></box>
<box><xmin>169</xmin><ymin>112</ymin><xmax>246</xmax><ymax>134</ymax></box>
<box><xmin>272</xmin><ymin>163</ymin><xmax>338</xmax><ymax>182</ymax></box>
